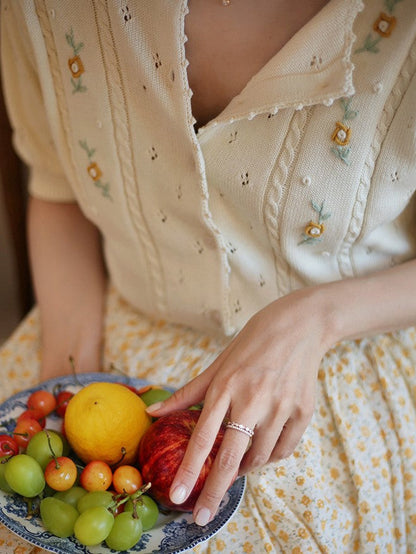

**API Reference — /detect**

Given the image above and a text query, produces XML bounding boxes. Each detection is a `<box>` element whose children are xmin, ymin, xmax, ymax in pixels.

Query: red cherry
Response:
<box><xmin>112</xmin><ymin>465</ymin><xmax>143</xmax><ymax>495</ymax></box>
<box><xmin>13</xmin><ymin>418</ymin><xmax>42</xmax><ymax>449</ymax></box>
<box><xmin>80</xmin><ymin>460</ymin><xmax>113</xmax><ymax>492</ymax></box>
<box><xmin>17</xmin><ymin>408</ymin><xmax>46</xmax><ymax>429</ymax></box>
<box><xmin>55</xmin><ymin>391</ymin><xmax>74</xmax><ymax>418</ymax></box>
<box><xmin>44</xmin><ymin>456</ymin><xmax>77</xmax><ymax>491</ymax></box>
<box><xmin>0</xmin><ymin>434</ymin><xmax>19</xmax><ymax>457</ymax></box>
<box><xmin>27</xmin><ymin>390</ymin><xmax>57</xmax><ymax>417</ymax></box>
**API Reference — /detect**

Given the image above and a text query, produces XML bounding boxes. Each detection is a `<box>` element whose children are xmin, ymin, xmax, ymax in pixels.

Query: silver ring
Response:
<box><xmin>225</xmin><ymin>421</ymin><xmax>255</xmax><ymax>438</ymax></box>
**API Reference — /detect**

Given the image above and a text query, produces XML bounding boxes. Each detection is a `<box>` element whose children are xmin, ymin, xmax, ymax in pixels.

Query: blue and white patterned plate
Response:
<box><xmin>0</xmin><ymin>373</ymin><xmax>246</xmax><ymax>554</ymax></box>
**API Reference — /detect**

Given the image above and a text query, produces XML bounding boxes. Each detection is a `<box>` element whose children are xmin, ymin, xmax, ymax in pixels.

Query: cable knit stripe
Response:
<box><xmin>338</xmin><ymin>37</ymin><xmax>416</xmax><ymax>278</ymax></box>
<box><xmin>264</xmin><ymin>108</ymin><xmax>310</xmax><ymax>297</ymax></box>
<box><xmin>92</xmin><ymin>0</ymin><xmax>167</xmax><ymax>315</ymax></box>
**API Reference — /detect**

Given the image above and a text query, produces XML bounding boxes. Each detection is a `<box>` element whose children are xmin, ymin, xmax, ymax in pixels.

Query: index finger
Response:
<box><xmin>168</xmin><ymin>393</ymin><xmax>230</xmax><ymax>508</ymax></box>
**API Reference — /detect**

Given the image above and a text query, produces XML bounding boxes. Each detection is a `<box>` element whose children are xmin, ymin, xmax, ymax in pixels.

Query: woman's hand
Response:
<box><xmin>147</xmin><ymin>258</ymin><xmax>416</xmax><ymax>526</ymax></box>
<box><xmin>147</xmin><ymin>286</ymin><xmax>335</xmax><ymax>526</ymax></box>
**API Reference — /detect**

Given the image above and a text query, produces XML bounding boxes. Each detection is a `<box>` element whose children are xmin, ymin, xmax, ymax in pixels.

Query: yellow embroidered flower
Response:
<box><xmin>332</xmin><ymin>121</ymin><xmax>351</xmax><ymax>146</ymax></box>
<box><xmin>68</xmin><ymin>55</ymin><xmax>85</xmax><ymax>78</ymax></box>
<box><xmin>87</xmin><ymin>162</ymin><xmax>102</xmax><ymax>181</ymax></box>
<box><xmin>373</xmin><ymin>12</ymin><xmax>396</xmax><ymax>38</ymax></box>
<box><xmin>304</xmin><ymin>221</ymin><xmax>325</xmax><ymax>238</ymax></box>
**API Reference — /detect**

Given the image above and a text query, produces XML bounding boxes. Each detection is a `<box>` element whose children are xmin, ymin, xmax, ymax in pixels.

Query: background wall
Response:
<box><xmin>0</xmin><ymin>174</ymin><xmax>21</xmax><ymax>344</ymax></box>
<box><xmin>0</xmin><ymin>57</ymin><xmax>33</xmax><ymax>345</ymax></box>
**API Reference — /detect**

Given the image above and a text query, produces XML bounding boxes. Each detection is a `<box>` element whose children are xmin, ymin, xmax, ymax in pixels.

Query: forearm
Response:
<box><xmin>313</xmin><ymin>259</ymin><xmax>416</xmax><ymax>347</ymax></box>
<box><xmin>28</xmin><ymin>197</ymin><xmax>107</xmax><ymax>377</ymax></box>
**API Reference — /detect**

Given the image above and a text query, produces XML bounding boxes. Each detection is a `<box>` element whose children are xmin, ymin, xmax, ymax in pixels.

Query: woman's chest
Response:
<box><xmin>184</xmin><ymin>0</ymin><xmax>330</xmax><ymax>129</ymax></box>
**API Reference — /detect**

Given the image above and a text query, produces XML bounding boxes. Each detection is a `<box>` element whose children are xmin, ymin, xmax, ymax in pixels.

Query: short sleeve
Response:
<box><xmin>0</xmin><ymin>1</ymin><xmax>75</xmax><ymax>202</ymax></box>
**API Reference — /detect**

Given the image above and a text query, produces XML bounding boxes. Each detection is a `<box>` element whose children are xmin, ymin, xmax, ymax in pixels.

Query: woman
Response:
<box><xmin>1</xmin><ymin>0</ymin><xmax>416</xmax><ymax>551</ymax></box>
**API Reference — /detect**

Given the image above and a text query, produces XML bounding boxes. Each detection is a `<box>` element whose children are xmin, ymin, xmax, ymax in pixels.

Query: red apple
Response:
<box><xmin>137</xmin><ymin>409</ymin><xmax>226</xmax><ymax>512</ymax></box>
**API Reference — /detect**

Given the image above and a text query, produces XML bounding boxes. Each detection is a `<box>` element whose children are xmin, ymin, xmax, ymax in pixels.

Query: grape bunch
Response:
<box><xmin>0</xmin><ymin>382</ymin><xmax>171</xmax><ymax>549</ymax></box>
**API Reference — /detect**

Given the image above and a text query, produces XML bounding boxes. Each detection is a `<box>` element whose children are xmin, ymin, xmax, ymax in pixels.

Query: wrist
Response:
<box><xmin>39</xmin><ymin>303</ymin><xmax>104</xmax><ymax>379</ymax></box>
<box><xmin>291</xmin><ymin>284</ymin><xmax>344</xmax><ymax>351</ymax></box>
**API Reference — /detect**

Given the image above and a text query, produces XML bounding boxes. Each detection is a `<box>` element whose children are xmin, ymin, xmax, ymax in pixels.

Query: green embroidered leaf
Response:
<box><xmin>79</xmin><ymin>140</ymin><xmax>95</xmax><ymax>159</ymax></box>
<box><xmin>73</xmin><ymin>42</ymin><xmax>84</xmax><ymax>56</ymax></box>
<box><xmin>384</xmin><ymin>0</ymin><xmax>403</xmax><ymax>14</ymax></box>
<box><xmin>331</xmin><ymin>146</ymin><xmax>351</xmax><ymax>166</ymax></box>
<box><xmin>66</xmin><ymin>28</ymin><xmax>84</xmax><ymax>56</ymax></box>
<box><xmin>311</xmin><ymin>201</ymin><xmax>322</xmax><ymax>214</ymax></box>
<box><xmin>321</xmin><ymin>213</ymin><xmax>331</xmax><ymax>221</ymax></box>
<box><xmin>65</xmin><ymin>28</ymin><xmax>75</xmax><ymax>48</ymax></box>
<box><xmin>344</xmin><ymin>109</ymin><xmax>358</xmax><ymax>121</ymax></box>
<box><xmin>71</xmin><ymin>78</ymin><xmax>87</xmax><ymax>94</ymax></box>
<box><xmin>365</xmin><ymin>34</ymin><xmax>381</xmax><ymax>53</ymax></box>
<box><xmin>96</xmin><ymin>181</ymin><xmax>112</xmax><ymax>200</ymax></box>
<box><xmin>298</xmin><ymin>235</ymin><xmax>322</xmax><ymax>246</ymax></box>
<box><xmin>355</xmin><ymin>34</ymin><xmax>381</xmax><ymax>54</ymax></box>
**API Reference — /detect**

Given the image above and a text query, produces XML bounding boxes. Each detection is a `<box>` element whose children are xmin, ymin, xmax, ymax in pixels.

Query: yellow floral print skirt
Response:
<box><xmin>1</xmin><ymin>287</ymin><xmax>416</xmax><ymax>554</ymax></box>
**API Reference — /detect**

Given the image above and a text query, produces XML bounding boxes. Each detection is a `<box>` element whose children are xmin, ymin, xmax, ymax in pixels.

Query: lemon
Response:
<box><xmin>64</xmin><ymin>382</ymin><xmax>151</xmax><ymax>466</ymax></box>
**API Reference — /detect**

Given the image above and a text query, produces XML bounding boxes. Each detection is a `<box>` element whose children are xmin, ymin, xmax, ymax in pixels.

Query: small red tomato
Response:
<box><xmin>55</xmin><ymin>391</ymin><xmax>74</xmax><ymax>418</ymax></box>
<box><xmin>17</xmin><ymin>408</ymin><xmax>46</xmax><ymax>428</ymax></box>
<box><xmin>27</xmin><ymin>390</ymin><xmax>57</xmax><ymax>417</ymax></box>
<box><xmin>13</xmin><ymin>418</ymin><xmax>42</xmax><ymax>449</ymax></box>
<box><xmin>112</xmin><ymin>465</ymin><xmax>143</xmax><ymax>495</ymax></box>
<box><xmin>44</xmin><ymin>456</ymin><xmax>77</xmax><ymax>491</ymax></box>
<box><xmin>0</xmin><ymin>434</ymin><xmax>19</xmax><ymax>457</ymax></box>
<box><xmin>80</xmin><ymin>460</ymin><xmax>113</xmax><ymax>492</ymax></box>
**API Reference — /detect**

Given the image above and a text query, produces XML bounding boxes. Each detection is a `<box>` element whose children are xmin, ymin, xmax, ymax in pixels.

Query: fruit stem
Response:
<box><xmin>109</xmin><ymin>493</ymin><xmax>129</xmax><ymax>514</ymax></box>
<box><xmin>45</xmin><ymin>430</ymin><xmax>60</xmax><ymax>469</ymax></box>
<box><xmin>68</xmin><ymin>355</ymin><xmax>85</xmax><ymax>388</ymax></box>
<box><xmin>52</xmin><ymin>383</ymin><xmax>63</xmax><ymax>396</ymax></box>
<box><xmin>109</xmin><ymin>362</ymin><xmax>127</xmax><ymax>377</ymax></box>
<box><xmin>129</xmin><ymin>482</ymin><xmax>152</xmax><ymax>518</ymax></box>
<box><xmin>112</xmin><ymin>446</ymin><xmax>127</xmax><ymax>467</ymax></box>
<box><xmin>23</xmin><ymin>496</ymin><xmax>40</xmax><ymax>518</ymax></box>
<box><xmin>109</xmin><ymin>363</ymin><xmax>136</xmax><ymax>389</ymax></box>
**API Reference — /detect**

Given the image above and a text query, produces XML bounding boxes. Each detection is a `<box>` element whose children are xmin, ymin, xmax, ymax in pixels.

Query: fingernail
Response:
<box><xmin>195</xmin><ymin>507</ymin><xmax>211</xmax><ymax>526</ymax></box>
<box><xmin>170</xmin><ymin>484</ymin><xmax>188</xmax><ymax>504</ymax></box>
<box><xmin>145</xmin><ymin>401</ymin><xmax>163</xmax><ymax>414</ymax></box>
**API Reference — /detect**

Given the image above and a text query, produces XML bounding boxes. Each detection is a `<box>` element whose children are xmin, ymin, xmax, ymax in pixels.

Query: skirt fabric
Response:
<box><xmin>1</xmin><ymin>286</ymin><xmax>416</xmax><ymax>554</ymax></box>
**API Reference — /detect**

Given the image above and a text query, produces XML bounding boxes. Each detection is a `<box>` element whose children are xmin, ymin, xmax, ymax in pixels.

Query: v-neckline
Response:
<box><xmin>180</xmin><ymin>0</ymin><xmax>363</xmax><ymax>134</ymax></box>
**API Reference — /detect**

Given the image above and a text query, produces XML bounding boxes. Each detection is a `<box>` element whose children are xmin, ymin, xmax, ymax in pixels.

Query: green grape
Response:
<box><xmin>0</xmin><ymin>457</ymin><xmax>13</xmax><ymax>493</ymax></box>
<box><xmin>40</xmin><ymin>496</ymin><xmax>79</xmax><ymax>538</ymax></box>
<box><xmin>4</xmin><ymin>454</ymin><xmax>45</xmax><ymax>497</ymax></box>
<box><xmin>26</xmin><ymin>430</ymin><xmax>63</xmax><ymax>470</ymax></box>
<box><xmin>73</xmin><ymin>505</ymin><xmax>114</xmax><ymax>546</ymax></box>
<box><xmin>139</xmin><ymin>388</ymin><xmax>172</xmax><ymax>406</ymax></box>
<box><xmin>77</xmin><ymin>490</ymin><xmax>114</xmax><ymax>513</ymax></box>
<box><xmin>105</xmin><ymin>511</ymin><xmax>143</xmax><ymax>550</ymax></box>
<box><xmin>54</xmin><ymin>486</ymin><xmax>87</xmax><ymax>507</ymax></box>
<box><xmin>124</xmin><ymin>494</ymin><xmax>159</xmax><ymax>530</ymax></box>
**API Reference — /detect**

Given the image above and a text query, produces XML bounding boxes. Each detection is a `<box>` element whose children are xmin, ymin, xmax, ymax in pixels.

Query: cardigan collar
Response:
<box><xmin>199</xmin><ymin>0</ymin><xmax>364</xmax><ymax>132</ymax></box>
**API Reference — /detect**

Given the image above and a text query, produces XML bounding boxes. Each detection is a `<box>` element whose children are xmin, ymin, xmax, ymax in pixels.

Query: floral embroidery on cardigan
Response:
<box><xmin>79</xmin><ymin>140</ymin><xmax>112</xmax><ymax>199</ymax></box>
<box><xmin>355</xmin><ymin>0</ymin><xmax>403</xmax><ymax>54</ymax></box>
<box><xmin>299</xmin><ymin>201</ymin><xmax>331</xmax><ymax>245</ymax></box>
<box><xmin>331</xmin><ymin>98</ymin><xmax>358</xmax><ymax>165</ymax></box>
<box><xmin>65</xmin><ymin>28</ymin><xmax>87</xmax><ymax>93</ymax></box>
